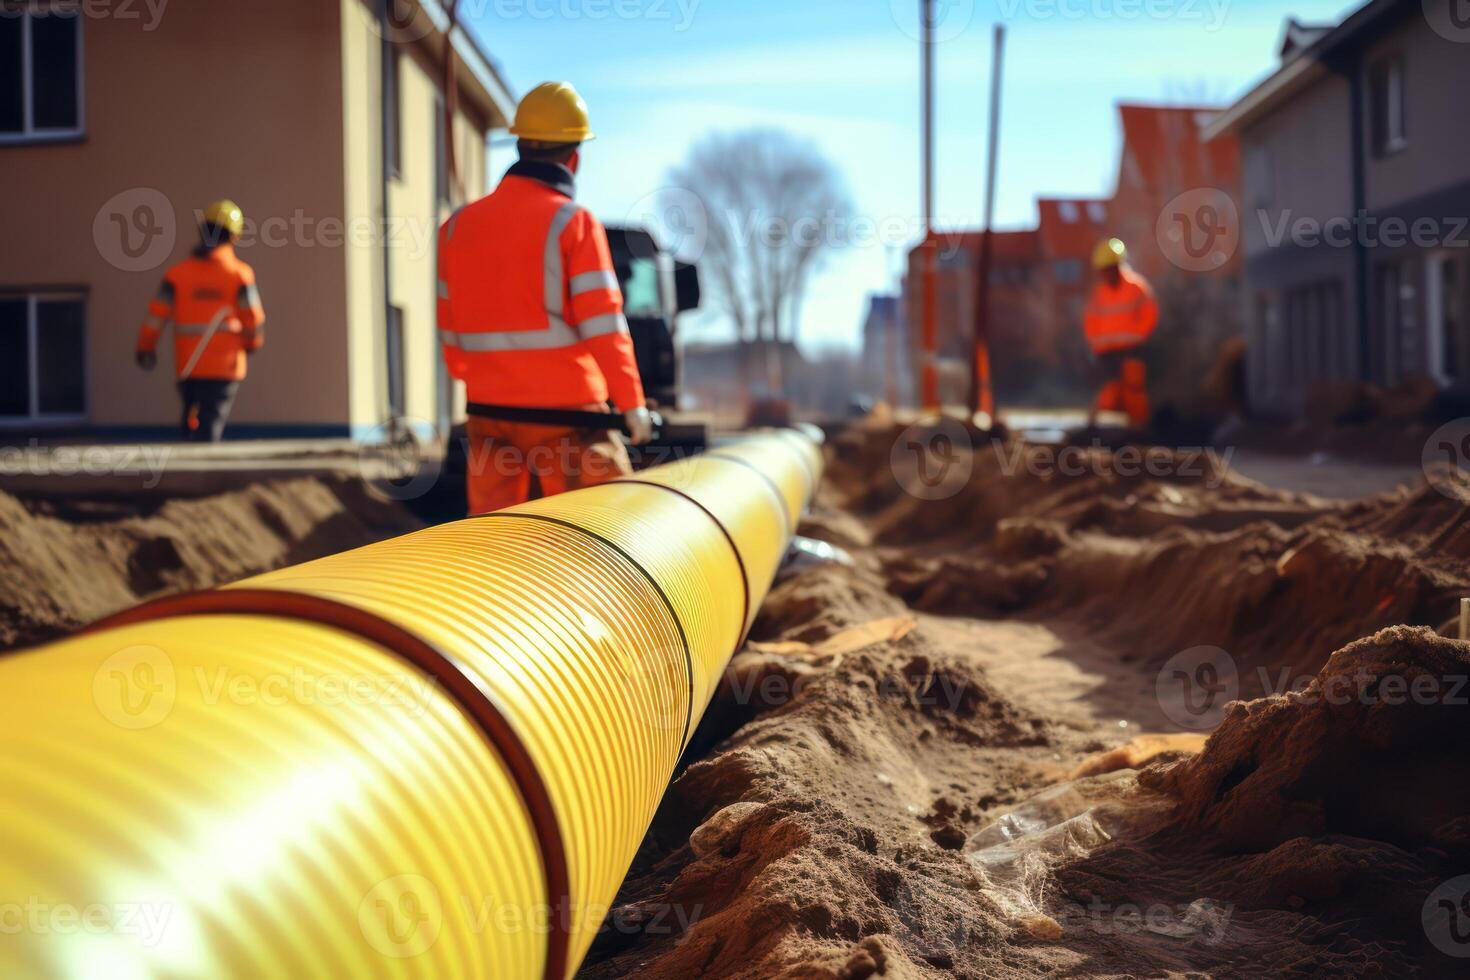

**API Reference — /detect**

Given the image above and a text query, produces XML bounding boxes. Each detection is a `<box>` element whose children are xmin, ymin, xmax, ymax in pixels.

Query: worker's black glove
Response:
<box><xmin>135</xmin><ymin>350</ymin><xmax>157</xmax><ymax>371</ymax></box>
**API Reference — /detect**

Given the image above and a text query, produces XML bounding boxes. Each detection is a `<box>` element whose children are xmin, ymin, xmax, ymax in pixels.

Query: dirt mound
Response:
<box><xmin>1045</xmin><ymin>627</ymin><xmax>1470</xmax><ymax>976</ymax></box>
<box><xmin>0</xmin><ymin>478</ymin><xmax>421</xmax><ymax>648</ymax></box>
<box><xmin>581</xmin><ymin>563</ymin><xmax>1072</xmax><ymax>979</ymax></box>
<box><xmin>1148</xmin><ymin>626</ymin><xmax>1470</xmax><ymax>856</ymax></box>
<box><xmin>585</xmin><ymin>558</ymin><xmax>1470</xmax><ymax>978</ymax></box>
<box><xmin>827</xmin><ymin>423</ymin><xmax>1469</xmax><ymax>700</ymax></box>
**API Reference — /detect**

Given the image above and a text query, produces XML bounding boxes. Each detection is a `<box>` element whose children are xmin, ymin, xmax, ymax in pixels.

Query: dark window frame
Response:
<box><xmin>0</xmin><ymin>7</ymin><xmax>86</xmax><ymax>145</ymax></box>
<box><xmin>0</xmin><ymin>290</ymin><xmax>88</xmax><ymax>423</ymax></box>
<box><xmin>1368</xmin><ymin>54</ymin><xmax>1407</xmax><ymax>158</ymax></box>
<box><xmin>385</xmin><ymin>304</ymin><xmax>406</xmax><ymax>419</ymax></box>
<box><xmin>384</xmin><ymin>41</ymin><xmax>403</xmax><ymax>181</ymax></box>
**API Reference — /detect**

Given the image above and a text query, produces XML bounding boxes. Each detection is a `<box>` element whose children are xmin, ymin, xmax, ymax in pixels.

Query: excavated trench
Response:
<box><xmin>577</xmin><ymin>421</ymin><xmax>1470</xmax><ymax>979</ymax></box>
<box><xmin>4</xmin><ymin>429</ymin><xmax>1468</xmax><ymax>977</ymax></box>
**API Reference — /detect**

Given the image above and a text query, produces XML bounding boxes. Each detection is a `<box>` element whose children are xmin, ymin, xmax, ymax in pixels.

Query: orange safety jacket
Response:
<box><xmin>1083</xmin><ymin>267</ymin><xmax>1158</xmax><ymax>355</ymax></box>
<box><xmin>137</xmin><ymin>243</ymin><xmax>265</xmax><ymax>382</ymax></box>
<box><xmin>436</xmin><ymin>160</ymin><xmax>646</xmax><ymax>411</ymax></box>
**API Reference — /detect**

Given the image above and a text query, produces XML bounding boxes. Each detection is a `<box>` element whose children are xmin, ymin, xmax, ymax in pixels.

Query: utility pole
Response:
<box><xmin>971</xmin><ymin>24</ymin><xmax>1005</xmax><ymax>423</ymax></box>
<box><xmin>919</xmin><ymin>0</ymin><xmax>939</xmax><ymax>411</ymax></box>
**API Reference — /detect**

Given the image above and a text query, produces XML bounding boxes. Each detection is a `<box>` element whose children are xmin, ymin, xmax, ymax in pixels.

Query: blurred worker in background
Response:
<box><xmin>437</xmin><ymin>81</ymin><xmax>651</xmax><ymax>515</ymax></box>
<box><xmin>1084</xmin><ymin>238</ymin><xmax>1158</xmax><ymax>428</ymax></box>
<box><xmin>136</xmin><ymin>200</ymin><xmax>265</xmax><ymax>442</ymax></box>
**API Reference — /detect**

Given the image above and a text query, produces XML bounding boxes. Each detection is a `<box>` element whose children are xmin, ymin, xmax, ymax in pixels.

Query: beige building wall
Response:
<box><xmin>342</xmin><ymin>0</ymin><xmax>491</xmax><ymax>438</ymax></box>
<box><xmin>2</xmin><ymin>0</ymin><xmax>501</xmax><ymax>438</ymax></box>
<box><xmin>0</xmin><ymin>0</ymin><xmax>352</xmax><ymax>434</ymax></box>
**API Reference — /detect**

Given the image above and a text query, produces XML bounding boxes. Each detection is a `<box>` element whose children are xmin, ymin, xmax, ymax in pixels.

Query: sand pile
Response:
<box><xmin>0</xmin><ymin>477</ymin><xmax>421</xmax><ymax>648</ymax></box>
<box><xmin>832</xmin><ymin>421</ymin><xmax>1469</xmax><ymax>700</ymax></box>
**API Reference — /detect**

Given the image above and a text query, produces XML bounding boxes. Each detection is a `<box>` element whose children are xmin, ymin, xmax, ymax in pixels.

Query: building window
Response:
<box><xmin>1373</xmin><ymin>260</ymin><xmax>1421</xmax><ymax>384</ymax></box>
<box><xmin>1427</xmin><ymin>253</ymin><xmax>1466</xmax><ymax>385</ymax></box>
<box><xmin>1245</xmin><ymin>145</ymin><xmax>1275</xmax><ymax>209</ymax></box>
<box><xmin>384</xmin><ymin>44</ymin><xmax>402</xmax><ymax>180</ymax></box>
<box><xmin>434</xmin><ymin>96</ymin><xmax>451</xmax><ymax>210</ymax></box>
<box><xmin>1369</xmin><ymin>56</ymin><xmax>1406</xmax><ymax>156</ymax></box>
<box><xmin>1285</xmin><ymin>280</ymin><xmax>1347</xmax><ymax>386</ymax></box>
<box><xmin>0</xmin><ymin>8</ymin><xmax>84</xmax><ymax>143</ymax></box>
<box><xmin>0</xmin><ymin>292</ymin><xmax>86</xmax><ymax>421</ymax></box>
<box><xmin>1052</xmin><ymin>259</ymin><xmax>1083</xmax><ymax>285</ymax></box>
<box><xmin>1057</xmin><ymin>201</ymin><xmax>1079</xmax><ymax>224</ymax></box>
<box><xmin>385</xmin><ymin>305</ymin><xmax>406</xmax><ymax>418</ymax></box>
<box><xmin>1086</xmin><ymin>202</ymin><xmax>1106</xmax><ymax>224</ymax></box>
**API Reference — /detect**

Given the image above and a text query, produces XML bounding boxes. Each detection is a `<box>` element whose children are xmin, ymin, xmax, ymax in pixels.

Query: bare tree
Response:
<box><xmin>666</xmin><ymin>130</ymin><xmax>851</xmax><ymax>389</ymax></box>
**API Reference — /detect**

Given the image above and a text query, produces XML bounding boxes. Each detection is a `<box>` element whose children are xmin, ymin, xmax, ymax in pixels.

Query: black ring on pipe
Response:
<box><xmin>614</xmin><ymin>478</ymin><xmax>753</xmax><ymax>645</ymax></box>
<box><xmin>471</xmin><ymin>512</ymin><xmax>698</xmax><ymax>750</ymax></box>
<box><xmin>701</xmin><ymin>450</ymin><xmax>795</xmax><ymax>535</ymax></box>
<box><xmin>87</xmin><ymin>588</ymin><xmax>572</xmax><ymax>980</ymax></box>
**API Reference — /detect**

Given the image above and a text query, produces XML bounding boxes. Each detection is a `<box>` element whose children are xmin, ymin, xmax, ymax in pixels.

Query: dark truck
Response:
<box><xmin>604</xmin><ymin>223</ymin><xmax>707</xmax><ymax>457</ymax></box>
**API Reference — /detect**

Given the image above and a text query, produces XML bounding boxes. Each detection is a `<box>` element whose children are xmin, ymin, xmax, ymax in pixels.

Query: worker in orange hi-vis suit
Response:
<box><xmin>136</xmin><ymin>199</ymin><xmax>265</xmax><ymax>442</ymax></box>
<box><xmin>1084</xmin><ymin>238</ymin><xmax>1159</xmax><ymax>428</ymax></box>
<box><xmin>437</xmin><ymin>81</ymin><xmax>652</xmax><ymax>515</ymax></box>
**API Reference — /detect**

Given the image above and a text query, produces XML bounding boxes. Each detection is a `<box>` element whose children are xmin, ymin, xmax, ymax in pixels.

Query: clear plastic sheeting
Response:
<box><xmin>780</xmin><ymin>535</ymin><xmax>856</xmax><ymax>578</ymax></box>
<box><xmin>964</xmin><ymin>772</ymin><xmax>1173</xmax><ymax>924</ymax></box>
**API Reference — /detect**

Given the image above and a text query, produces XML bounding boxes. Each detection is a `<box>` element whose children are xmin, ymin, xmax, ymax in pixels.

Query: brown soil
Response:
<box><xmin>578</xmin><ymin>421</ymin><xmax>1470</xmax><ymax>979</ymax></box>
<box><xmin>0</xmin><ymin>478</ymin><xmax>422</xmax><ymax>649</ymax></box>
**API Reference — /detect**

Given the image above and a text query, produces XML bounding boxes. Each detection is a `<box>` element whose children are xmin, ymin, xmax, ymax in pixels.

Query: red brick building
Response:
<box><xmin>902</xmin><ymin>229</ymin><xmax>1048</xmax><ymax>406</ymax></box>
<box><xmin>893</xmin><ymin>103</ymin><xmax>1242</xmax><ymax>409</ymax></box>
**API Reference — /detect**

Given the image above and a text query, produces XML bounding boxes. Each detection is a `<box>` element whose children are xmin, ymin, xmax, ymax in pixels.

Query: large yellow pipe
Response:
<box><xmin>0</xmin><ymin>431</ymin><xmax>822</xmax><ymax>979</ymax></box>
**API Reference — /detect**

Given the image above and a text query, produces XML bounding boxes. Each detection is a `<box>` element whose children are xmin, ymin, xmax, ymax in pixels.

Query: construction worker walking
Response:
<box><xmin>1084</xmin><ymin>238</ymin><xmax>1158</xmax><ymax>428</ymax></box>
<box><xmin>136</xmin><ymin>200</ymin><xmax>266</xmax><ymax>442</ymax></box>
<box><xmin>437</xmin><ymin>81</ymin><xmax>652</xmax><ymax>515</ymax></box>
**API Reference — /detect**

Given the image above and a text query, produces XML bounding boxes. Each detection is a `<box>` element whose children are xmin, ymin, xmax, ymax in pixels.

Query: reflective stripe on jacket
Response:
<box><xmin>436</xmin><ymin>160</ymin><xmax>646</xmax><ymax>410</ymax></box>
<box><xmin>137</xmin><ymin>243</ymin><xmax>265</xmax><ymax>381</ymax></box>
<box><xmin>1083</xmin><ymin>268</ymin><xmax>1158</xmax><ymax>354</ymax></box>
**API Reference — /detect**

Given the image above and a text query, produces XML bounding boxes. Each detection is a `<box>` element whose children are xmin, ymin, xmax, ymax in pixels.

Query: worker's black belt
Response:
<box><xmin>466</xmin><ymin>402</ymin><xmax>661</xmax><ymax>437</ymax></box>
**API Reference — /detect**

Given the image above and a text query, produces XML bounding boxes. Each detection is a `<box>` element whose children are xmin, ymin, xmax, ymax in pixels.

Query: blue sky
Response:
<box><xmin>462</xmin><ymin>0</ymin><xmax>1364</xmax><ymax>349</ymax></box>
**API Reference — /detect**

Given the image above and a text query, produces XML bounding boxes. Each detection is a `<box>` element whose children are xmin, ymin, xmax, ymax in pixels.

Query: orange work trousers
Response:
<box><xmin>464</xmin><ymin>410</ymin><xmax>632</xmax><ymax>515</ymax></box>
<box><xmin>1094</xmin><ymin>351</ymin><xmax>1150</xmax><ymax>427</ymax></box>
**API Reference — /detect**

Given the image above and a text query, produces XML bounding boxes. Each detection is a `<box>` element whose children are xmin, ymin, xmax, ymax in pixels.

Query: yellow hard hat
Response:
<box><xmin>1092</xmin><ymin>238</ymin><xmax>1127</xmax><ymax>270</ymax></box>
<box><xmin>509</xmin><ymin>81</ymin><xmax>595</xmax><ymax>144</ymax></box>
<box><xmin>201</xmin><ymin>199</ymin><xmax>245</xmax><ymax>239</ymax></box>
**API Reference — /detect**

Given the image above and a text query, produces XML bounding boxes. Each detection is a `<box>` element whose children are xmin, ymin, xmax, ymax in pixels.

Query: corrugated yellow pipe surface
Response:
<box><xmin>0</xmin><ymin>430</ymin><xmax>821</xmax><ymax>979</ymax></box>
